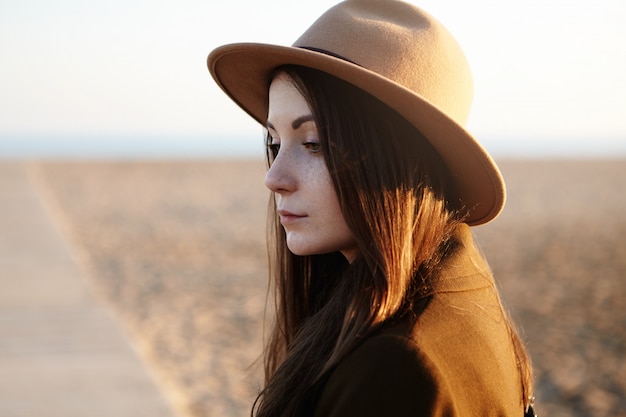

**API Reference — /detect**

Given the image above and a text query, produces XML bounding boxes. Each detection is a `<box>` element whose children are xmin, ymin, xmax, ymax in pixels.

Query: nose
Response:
<box><xmin>264</xmin><ymin>150</ymin><xmax>296</xmax><ymax>194</ymax></box>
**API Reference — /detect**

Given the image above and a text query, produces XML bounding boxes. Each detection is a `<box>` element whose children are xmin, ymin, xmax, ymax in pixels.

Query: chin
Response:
<box><xmin>286</xmin><ymin>243</ymin><xmax>323</xmax><ymax>257</ymax></box>
<box><xmin>287</xmin><ymin>247</ymin><xmax>314</xmax><ymax>257</ymax></box>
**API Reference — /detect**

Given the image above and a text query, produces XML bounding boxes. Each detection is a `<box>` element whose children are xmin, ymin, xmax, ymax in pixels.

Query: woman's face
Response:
<box><xmin>264</xmin><ymin>73</ymin><xmax>358</xmax><ymax>262</ymax></box>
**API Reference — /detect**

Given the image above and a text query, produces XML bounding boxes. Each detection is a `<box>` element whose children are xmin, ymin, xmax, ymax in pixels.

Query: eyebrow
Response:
<box><xmin>266</xmin><ymin>114</ymin><xmax>315</xmax><ymax>131</ymax></box>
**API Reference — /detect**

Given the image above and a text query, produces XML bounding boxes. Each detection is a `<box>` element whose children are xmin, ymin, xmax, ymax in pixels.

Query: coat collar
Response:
<box><xmin>419</xmin><ymin>223</ymin><xmax>495</xmax><ymax>297</ymax></box>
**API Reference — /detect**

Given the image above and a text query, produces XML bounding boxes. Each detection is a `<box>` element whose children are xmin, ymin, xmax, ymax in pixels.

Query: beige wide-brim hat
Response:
<box><xmin>208</xmin><ymin>0</ymin><xmax>505</xmax><ymax>225</ymax></box>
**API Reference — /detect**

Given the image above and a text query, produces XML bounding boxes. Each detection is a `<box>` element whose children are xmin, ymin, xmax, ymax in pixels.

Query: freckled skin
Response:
<box><xmin>264</xmin><ymin>74</ymin><xmax>358</xmax><ymax>262</ymax></box>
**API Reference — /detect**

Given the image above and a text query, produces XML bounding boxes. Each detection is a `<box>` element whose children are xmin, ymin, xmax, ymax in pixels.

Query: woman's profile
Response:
<box><xmin>208</xmin><ymin>1</ymin><xmax>535</xmax><ymax>416</ymax></box>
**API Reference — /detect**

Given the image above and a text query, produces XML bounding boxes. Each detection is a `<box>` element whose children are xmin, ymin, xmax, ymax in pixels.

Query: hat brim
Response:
<box><xmin>208</xmin><ymin>43</ymin><xmax>505</xmax><ymax>226</ymax></box>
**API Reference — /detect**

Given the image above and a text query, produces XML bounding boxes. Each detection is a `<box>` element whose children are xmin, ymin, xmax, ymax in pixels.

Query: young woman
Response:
<box><xmin>208</xmin><ymin>1</ymin><xmax>535</xmax><ymax>416</ymax></box>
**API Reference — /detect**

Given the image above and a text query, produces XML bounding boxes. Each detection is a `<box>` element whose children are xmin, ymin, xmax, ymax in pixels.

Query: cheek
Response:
<box><xmin>311</xmin><ymin>157</ymin><xmax>335</xmax><ymax>192</ymax></box>
<box><xmin>315</xmin><ymin>169</ymin><xmax>353</xmax><ymax>238</ymax></box>
<box><xmin>283</xmin><ymin>157</ymin><xmax>357</xmax><ymax>257</ymax></box>
<box><xmin>308</xmin><ymin>162</ymin><xmax>347</xmax><ymax>219</ymax></box>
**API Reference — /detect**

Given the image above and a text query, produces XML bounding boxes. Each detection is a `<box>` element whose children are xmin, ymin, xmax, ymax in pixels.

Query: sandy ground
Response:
<box><xmin>28</xmin><ymin>158</ymin><xmax>626</xmax><ymax>417</ymax></box>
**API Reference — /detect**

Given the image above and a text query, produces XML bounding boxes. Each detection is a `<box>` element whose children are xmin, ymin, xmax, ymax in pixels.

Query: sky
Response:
<box><xmin>0</xmin><ymin>0</ymin><xmax>625</xmax><ymax>157</ymax></box>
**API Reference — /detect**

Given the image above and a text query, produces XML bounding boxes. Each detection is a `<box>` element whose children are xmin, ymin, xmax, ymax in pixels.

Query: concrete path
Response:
<box><xmin>0</xmin><ymin>162</ymin><xmax>176</xmax><ymax>417</ymax></box>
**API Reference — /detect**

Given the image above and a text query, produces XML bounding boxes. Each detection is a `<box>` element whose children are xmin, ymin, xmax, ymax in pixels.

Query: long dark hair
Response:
<box><xmin>253</xmin><ymin>66</ymin><xmax>532</xmax><ymax>416</ymax></box>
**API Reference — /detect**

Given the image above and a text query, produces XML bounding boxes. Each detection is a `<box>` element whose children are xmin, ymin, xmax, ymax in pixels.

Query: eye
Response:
<box><xmin>304</xmin><ymin>141</ymin><xmax>321</xmax><ymax>153</ymax></box>
<box><xmin>266</xmin><ymin>137</ymin><xmax>280</xmax><ymax>161</ymax></box>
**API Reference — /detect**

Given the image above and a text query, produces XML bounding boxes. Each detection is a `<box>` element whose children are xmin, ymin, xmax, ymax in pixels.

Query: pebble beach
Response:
<box><xmin>25</xmin><ymin>158</ymin><xmax>626</xmax><ymax>417</ymax></box>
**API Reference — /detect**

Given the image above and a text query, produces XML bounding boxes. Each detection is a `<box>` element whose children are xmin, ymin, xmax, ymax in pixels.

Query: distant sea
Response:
<box><xmin>0</xmin><ymin>136</ymin><xmax>266</xmax><ymax>159</ymax></box>
<box><xmin>0</xmin><ymin>135</ymin><xmax>625</xmax><ymax>159</ymax></box>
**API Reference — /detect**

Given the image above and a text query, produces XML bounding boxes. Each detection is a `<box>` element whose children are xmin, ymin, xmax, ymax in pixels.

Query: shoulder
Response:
<box><xmin>314</xmin><ymin>288</ymin><xmax>523</xmax><ymax>417</ymax></box>
<box><xmin>313</xmin><ymin>330</ymin><xmax>457</xmax><ymax>417</ymax></box>
<box><xmin>312</xmin><ymin>225</ymin><xmax>524</xmax><ymax>416</ymax></box>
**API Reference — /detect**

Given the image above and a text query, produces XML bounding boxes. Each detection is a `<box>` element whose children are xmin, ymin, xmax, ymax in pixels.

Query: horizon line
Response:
<box><xmin>1</xmin><ymin>134</ymin><xmax>625</xmax><ymax>159</ymax></box>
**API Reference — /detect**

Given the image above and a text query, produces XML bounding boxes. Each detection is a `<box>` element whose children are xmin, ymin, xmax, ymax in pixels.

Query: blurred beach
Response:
<box><xmin>2</xmin><ymin>0</ymin><xmax>626</xmax><ymax>413</ymax></box>
<box><xmin>3</xmin><ymin>157</ymin><xmax>625</xmax><ymax>417</ymax></box>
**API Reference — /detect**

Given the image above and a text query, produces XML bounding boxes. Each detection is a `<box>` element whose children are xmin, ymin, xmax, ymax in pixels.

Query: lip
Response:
<box><xmin>278</xmin><ymin>209</ymin><xmax>306</xmax><ymax>225</ymax></box>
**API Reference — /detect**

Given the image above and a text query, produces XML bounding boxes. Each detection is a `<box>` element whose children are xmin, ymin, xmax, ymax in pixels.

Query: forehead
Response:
<box><xmin>267</xmin><ymin>73</ymin><xmax>312</xmax><ymax>127</ymax></box>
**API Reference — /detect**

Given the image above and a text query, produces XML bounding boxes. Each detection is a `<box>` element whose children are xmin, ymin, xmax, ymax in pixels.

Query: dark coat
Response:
<box><xmin>312</xmin><ymin>224</ymin><xmax>524</xmax><ymax>416</ymax></box>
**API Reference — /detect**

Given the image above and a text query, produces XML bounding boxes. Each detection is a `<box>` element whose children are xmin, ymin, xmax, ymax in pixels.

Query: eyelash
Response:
<box><xmin>267</xmin><ymin>142</ymin><xmax>280</xmax><ymax>160</ymax></box>
<box><xmin>266</xmin><ymin>140</ymin><xmax>322</xmax><ymax>160</ymax></box>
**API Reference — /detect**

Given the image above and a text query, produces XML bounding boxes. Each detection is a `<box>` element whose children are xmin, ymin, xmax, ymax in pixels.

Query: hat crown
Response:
<box><xmin>294</xmin><ymin>0</ymin><xmax>473</xmax><ymax>125</ymax></box>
